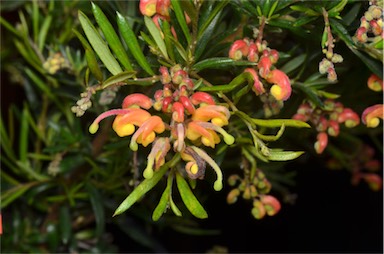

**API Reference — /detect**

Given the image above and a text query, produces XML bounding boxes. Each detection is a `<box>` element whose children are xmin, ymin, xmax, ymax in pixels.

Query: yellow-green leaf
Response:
<box><xmin>78</xmin><ymin>10</ymin><xmax>122</xmax><ymax>75</ymax></box>
<box><xmin>92</xmin><ymin>3</ymin><xmax>133</xmax><ymax>71</ymax></box>
<box><xmin>175</xmin><ymin>172</ymin><xmax>208</xmax><ymax>219</ymax></box>
<box><xmin>252</xmin><ymin>118</ymin><xmax>311</xmax><ymax>128</ymax></box>
<box><xmin>102</xmin><ymin>70</ymin><xmax>136</xmax><ymax>89</ymax></box>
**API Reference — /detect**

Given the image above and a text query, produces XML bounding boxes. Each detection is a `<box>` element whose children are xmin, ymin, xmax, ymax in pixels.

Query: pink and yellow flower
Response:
<box><xmin>362</xmin><ymin>104</ymin><xmax>383</xmax><ymax>128</ymax></box>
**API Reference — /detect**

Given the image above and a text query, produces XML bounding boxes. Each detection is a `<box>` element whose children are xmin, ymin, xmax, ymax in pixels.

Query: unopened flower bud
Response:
<box><xmin>314</xmin><ymin>132</ymin><xmax>328</xmax><ymax>154</ymax></box>
<box><xmin>227</xmin><ymin>189</ymin><xmax>240</xmax><ymax>204</ymax></box>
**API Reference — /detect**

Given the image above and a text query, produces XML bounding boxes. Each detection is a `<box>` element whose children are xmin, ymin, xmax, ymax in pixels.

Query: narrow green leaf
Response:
<box><xmin>268</xmin><ymin>0</ymin><xmax>279</xmax><ymax>18</ymax></box>
<box><xmin>0</xmin><ymin>115</ymin><xmax>16</xmax><ymax>161</ymax></box>
<box><xmin>262</xmin><ymin>0</ymin><xmax>271</xmax><ymax>16</ymax></box>
<box><xmin>101</xmin><ymin>70</ymin><xmax>136</xmax><ymax>89</ymax></box>
<box><xmin>113</xmin><ymin>155</ymin><xmax>180</xmax><ymax>216</ymax></box>
<box><xmin>74</xmin><ymin>28</ymin><xmax>104</xmax><ymax>82</ymax></box>
<box><xmin>0</xmin><ymin>16</ymin><xmax>22</xmax><ymax>38</ymax></box>
<box><xmin>85</xmin><ymin>49</ymin><xmax>104</xmax><ymax>82</ymax></box>
<box><xmin>254</xmin><ymin>124</ymin><xmax>285</xmax><ymax>142</ymax></box>
<box><xmin>1</xmin><ymin>182</ymin><xmax>37</xmax><ymax>209</ymax></box>
<box><xmin>170</xmin><ymin>0</ymin><xmax>191</xmax><ymax>43</ymax></box>
<box><xmin>152</xmin><ymin>186</ymin><xmax>170</xmax><ymax>221</ymax></box>
<box><xmin>19</xmin><ymin>107</ymin><xmax>29</xmax><ymax>163</ymax></box>
<box><xmin>24</xmin><ymin>68</ymin><xmax>55</xmax><ymax>100</ymax></box>
<box><xmin>199</xmin><ymin>72</ymin><xmax>253</xmax><ymax>92</ymax></box>
<box><xmin>92</xmin><ymin>3</ymin><xmax>133</xmax><ymax>71</ymax></box>
<box><xmin>293</xmin><ymin>82</ymin><xmax>324</xmax><ymax>108</ymax></box>
<box><xmin>195</xmin><ymin>10</ymin><xmax>221</xmax><ymax>61</ymax></box>
<box><xmin>38</xmin><ymin>14</ymin><xmax>52</xmax><ymax>51</ymax></box>
<box><xmin>198</xmin><ymin>1</ymin><xmax>229</xmax><ymax>39</ymax></box>
<box><xmin>32</xmin><ymin>0</ymin><xmax>39</xmax><ymax>43</ymax></box>
<box><xmin>144</xmin><ymin>16</ymin><xmax>168</xmax><ymax>59</ymax></box>
<box><xmin>167</xmin><ymin>35</ymin><xmax>188</xmax><ymax>62</ymax></box>
<box><xmin>180</xmin><ymin>0</ymin><xmax>197</xmax><ymax>24</ymax></box>
<box><xmin>117</xmin><ymin>12</ymin><xmax>154</xmax><ymax>75</ymax></box>
<box><xmin>267</xmin><ymin>150</ymin><xmax>304</xmax><ymax>161</ymax></box>
<box><xmin>290</xmin><ymin>5</ymin><xmax>319</xmax><ymax>16</ymax></box>
<box><xmin>193</xmin><ymin>57</ymin><xmax>256</xmax><ymax>72</ymax></box>
<box><xmin>78</xmin><ymin>10</ymin><xmax>122</xmax><ymax>75</ymax></box>
<box><xmin>161</xmin><ymin>20</ymin><xmax>176</xmax><ymax>62</ymax></box>
<box><xmin>169</xmin><ymin>196</ymin><xmax>182</xmax><ymax>216</ymax></box>
<box><xmin>86</xmin><ymin>183</ymin><xmax>105</xmax><ymax>237</ymax></box>
<box><xmin>252</xmin><ymin>118</ymin><xmax>311</xmax><ymax>128</ymax></box>
<box><xmin>328</xmin><ymin>0</ymin><xmax>348</xmax><ymax>16</ymax></box>
<box><xmin>59</xmin><ymin>206</ymin><xmax>71</xmax><ymax>244</ymax></box>
<box><xmin>175</xmin><ymin>172</ymin><xmax>208</xmax><ymax>219</ymax></box>
<box><xmin>280</xmin><ymin>54</ymin><xmax>307</xmax><ymax>74</ymax></box>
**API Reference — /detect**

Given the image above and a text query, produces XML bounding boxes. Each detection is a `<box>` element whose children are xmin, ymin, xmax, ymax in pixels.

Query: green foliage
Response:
<box><xmin>1</xmin><ymin>0</ymin><xmax>382</xmax><ymax>252</ymax></box>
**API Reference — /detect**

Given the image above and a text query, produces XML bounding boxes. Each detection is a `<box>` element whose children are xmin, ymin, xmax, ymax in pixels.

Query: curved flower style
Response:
<box><xmin>89</xmin><ymin>93</ymin><xmax>165</xmax><ymax>150</ymax></box>
<box><xmin>362</xmin><ymin>104</ymin><xmax>383</xmax><ymax>128</ymax></box>
<box><xmin>266</xmin><ymin>69</ymin><xmax>292</xmax><ymax>101</ymax></box>
<box><xmin>244</xmin><ymin>68</ymin><xmax>265</xmax><ymax>95</ymax></box>
<box><xmin>229</xmin><ymin>40</ymin><xmax>249</xmax><ymax>60</ymax></box>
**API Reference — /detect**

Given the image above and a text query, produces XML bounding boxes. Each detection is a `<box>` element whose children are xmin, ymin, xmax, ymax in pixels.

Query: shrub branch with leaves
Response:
<box><xmin>1</xmin><ymin>0</ymin><xmax>382</xmax><ymax>252</ymax></box>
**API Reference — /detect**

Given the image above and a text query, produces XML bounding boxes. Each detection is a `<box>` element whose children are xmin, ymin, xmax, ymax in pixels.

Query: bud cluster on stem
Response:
<box><xmin>229</xmin><ymin>38</ymin><xmax>292</xmax><ymax>102</ymax></box>
<box><xmin>293</xmin><ymin>99</ymin><xmax>360</xmax><ymax>154</ymax></box>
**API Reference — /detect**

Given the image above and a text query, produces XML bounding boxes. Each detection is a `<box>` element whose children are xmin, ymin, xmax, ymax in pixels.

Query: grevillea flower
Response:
<box><xmin>362</xmin><ymin>104</ymin><xmax>383</xmax><ymax>128</ymax></box>
<box><xmin>260</xmin><ymin>195</ymin><xmax>281</xmax><ymax>216</ymax></box>
<box><xmin>181</xmin><ymin>148</ymin><xmax>206</xmax><ymax>180</ymax></box>
<box><xmin>156</xmin><ymin>0</ymin><xmax>171</xmax><ymax>17</ymax></box>
<box><xmin>265</xmin><ymin>69</ymin><xmax>292</xmax><ymax>101</ymax></box>
<box><xmin>143</xmin><ymin>137</ymin><xmax>171</xmax><ymax>178</ymax></box>
<box><xmin>258</xmin><ymin>56</ymin><xmax>272</xmax><ymax>78</ymax></box>
<box><xmin>129</xmin><ymin>115</ymin><xmax>165</xmax><ymax>150</ymax></box>
<box><xmin>338</xmin><ymin>108</ymin><xmax>360</xmax><ymax>127</ymax></box>
<box><xmin>314</xmin><ymin>132</ymin><xmax>328</xmax><ymax>154</ymax></box>
<box><xmin>244</xmin><ymin>68</ymin><xmax>265</xmax><ymax>95</ymax></box>
<box><xmin>252</xmin><ymin>199</ymin><xmax>267</xmax><ymax>219</ymax></box>
<box><xmin>139</xmin><ymin>0</ymin><xmax>157</xmax><ymax>16</ymax></box>
<box><xmin>192</xmin><ymin>105</ymin><xmax>230</xmax><ymax>127</ymax></box>
<box><xmin>229</xmin><ymin>40</ymin><xmax>249</xmax><ymax>60</ymax></box>
<box><xmin>186</xmin><ymin>121</ymin><xmax>234</xmax><ymax>148</ymax></box>
<box><xmin>367</xmin><ymin>74</ymin><xmax>383</xmax><ymax>92</ymax></box>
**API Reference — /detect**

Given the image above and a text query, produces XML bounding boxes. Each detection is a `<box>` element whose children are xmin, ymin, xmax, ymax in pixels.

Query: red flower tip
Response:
<box><xmin>229</xmin><ymin>40</ymin><xmax>249</xmax><ymax>60</ymax></box>
<box><xmin>122</xmin><ymin>93</ymin><xmax>152</xmax><ymax>109</ymax></box>
<box><xmin>314</xmin><ymin>132</ymin><xmax>328</xmax><ymax>154</ymax></box>
<box><xmin>367</xmin><ymin>74</ymin><xmax>383</xmax><ymax>92</ymax></box>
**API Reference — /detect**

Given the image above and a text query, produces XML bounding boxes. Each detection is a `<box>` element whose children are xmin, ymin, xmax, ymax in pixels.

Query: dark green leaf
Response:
<box><xmin>59</xmin><ymin>206</ymin><xmax>71</xmax><ymax>244</ymax></box>
<box><xmin>198</xmin><ymin>1</ymin><xmax>229</xmax><ymax>39</ymax></box>
<box><xmin>86</xmin><ymin>183</ymin><xmax>105</xmax><ymax>237</ymax></box>
<box><xmin>170</xmin><ymin>0</ymin><xmax>191</xmax><ymax>43</ymax></box>
<box><xmin>280</xmin><ymin>54</ymin><xmax>306</xmax><ymax>74</ymax></box>
<box><xmin>117</xmin><ymin>12</ymin><xmax>155</xmax><ymax>75</ymax></box>
<box><xmin>193</xmin><ymin>57</ymin><xmax>256</xmax><ymax>72</ymax></box>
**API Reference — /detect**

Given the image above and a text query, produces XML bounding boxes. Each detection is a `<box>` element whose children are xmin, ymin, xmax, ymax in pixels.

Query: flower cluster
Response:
<box><xmin>362</xmin><ymin>74</ymin><xmax>383</xmax><ymax>128</ymax></box>
<box><xmin>43</xmin><ymin>52</ymin><xmax>69</xmax><ymax>75</ymax></box>
<box><xmin>293</xmin><ymin>99</ymin><xmax>360</xmax><ymax>154</ymax></box>
<box><xmin>227</xmin><ymin>170</ymin><xmax>281</xmax><ymax>219</ymax></box>
<box><xmin>354</xmin><ymin>3</ymin><xmax>383</xmax><ymax>43</ymax></box>
<box><xmin>327</xmin><ymin>144</ymin><xmax>382</xmax><ymax>191</ymax></box>
<box><xmin>319</xmin><ymin>8</ymin><xmax>344</xmax><ymax>82</ymax></box>
<box><xmin>229</xmin><ymin>38</ymin><xmax>292</xmax><ymax>102</ymax></box>
<box><xmin>88</xmin><ymin>65</ymin><xmax>235</xmax><ymax>191</ymax></box>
